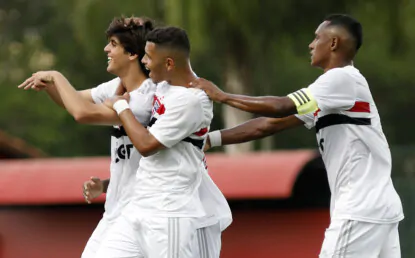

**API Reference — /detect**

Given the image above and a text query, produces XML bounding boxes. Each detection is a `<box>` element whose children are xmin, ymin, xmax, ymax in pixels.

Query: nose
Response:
<box><xmin>309</xmin><ymin>40</ymin><xmax>314</xmax><ymax>50</ymax></box>
<box><xmin>104</xmin><ymin>43</ymin><xmax>110</xmax><ymax>53</ymax></box>
<box><xmin>141</xmin><ymin>56</ymin><xmax>147</xmax><ymax>64</ymax></box>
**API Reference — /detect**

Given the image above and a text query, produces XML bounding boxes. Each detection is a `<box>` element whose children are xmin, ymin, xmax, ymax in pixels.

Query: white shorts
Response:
<box><xmin>319</xmin><ymin>219</ymin><xmax>401</xmax><ymax>258</ymax></box>
<box><xmin>95</xmin><ymin>215</ymin><xmax>222</xmax><ymax>258</ymax></box>
<box><xmin>81</xmin><ymin>216</ymin><xmax>114</xmax><ymax>258</ymax></box>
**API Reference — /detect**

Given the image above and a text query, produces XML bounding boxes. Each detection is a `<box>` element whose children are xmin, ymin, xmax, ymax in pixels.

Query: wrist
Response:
<box><xmin>113</xmin><ymin>99</ymin><xmax>130</xmax><ymax>115</ymax></box>
<box><xmin>102</xmin><ymin>179</ymin><xmax>109</xmax><ymax>193</ymax></box>
<box><xmin>218</xmin><ymin>92</ymin><xmax>230</xmax><ymax>103</ymax></box>
<box><xmin>208</xmin><ymin>130</ymin><xmax>222</xmax><ymax>147</ymax></box>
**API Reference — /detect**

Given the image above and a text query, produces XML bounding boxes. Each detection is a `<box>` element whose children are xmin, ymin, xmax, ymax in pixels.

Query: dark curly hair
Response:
<box><xmin>106</xmin><ymin>16</ymin><xmax>155</xmax><ymax>76</ymax></box>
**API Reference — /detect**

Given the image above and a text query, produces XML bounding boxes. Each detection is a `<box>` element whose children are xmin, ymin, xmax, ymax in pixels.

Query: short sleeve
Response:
<box><xmin>295</xmin><ymin>113</ymin><xmax>315</xmax><ymax>129</ymax></box>
<box><xmin>149</xmin><ymin>95</ymin><xmax>204</xmax><ymax>148</ymax></box>
<box><xmin>90</xmin><ymin>77</ymin><xmax>120</xmax><ymax>104</ymax></box>
<box><xmin>308</xmin><ymin>69</ymin><xmax>356</xmax><ymax>111</ymax></box>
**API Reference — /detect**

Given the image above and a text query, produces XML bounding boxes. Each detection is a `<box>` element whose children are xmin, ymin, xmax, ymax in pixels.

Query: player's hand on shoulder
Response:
<box><xmin>83</xmin><ymin>177</ymin><xmax>104</xmax><ymax>204</ymax></box>
<box><xmin>18</xmin><ymin>71</ymin><xmax>55</xmax><ymax>91</ymax></box>
<box><xmin>189</xmin><ymin>78</ymin><xmax>226</xmax><ymax>103</ymax></box>
<box><xmin>104</xmin><ymin>93</ymin><xmax>130</xmax><ymax>108</ymax></box>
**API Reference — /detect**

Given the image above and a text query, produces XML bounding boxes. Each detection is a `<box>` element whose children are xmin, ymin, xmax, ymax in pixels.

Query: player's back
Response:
<box><xmin>91</xmin><ymin>78</ymin><xmax>156</xmax><ymax>221</ymax></box>
<box><xmin>310</xmin><ymin>66</ymin><xmax>403</xmax><ymax>224</ymax></box>
<box><xmin>131</xmin><ymin>81</ymin><xmax>213</xmax><ymax>218</ymax></box>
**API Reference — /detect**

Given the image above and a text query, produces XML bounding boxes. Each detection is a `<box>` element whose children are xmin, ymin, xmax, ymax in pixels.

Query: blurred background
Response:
<box><xmin>0</xmin><ymin>0</ymin><xmax>414</xmax><ymax>257</ymax></box>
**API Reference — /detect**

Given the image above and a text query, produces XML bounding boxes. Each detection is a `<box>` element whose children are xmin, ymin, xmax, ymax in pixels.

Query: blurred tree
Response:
<box><xmin>0</xmin><ymin>0</ymin><xmax>414</xmax><ymax>157</ymax></box>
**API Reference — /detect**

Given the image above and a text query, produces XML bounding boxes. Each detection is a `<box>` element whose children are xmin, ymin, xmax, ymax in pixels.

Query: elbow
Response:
<box><xmin>141</xmin><ymin>152</ymin><xmax>151</xmax><ymax>158</ymax></box>
<box><xmin>255</xmin><ymin>118</ymin><xmax>279</xmax><ymax>137</ymax></box>
<box><xmin>136</xmin><ymin>144</ymin><xmax>156</xmax><ymax>157</ymax></box>
<box><xmin>73</xmin><ymin>111</ymin><xmax>92</xmax><ymax>124</ymax></box>
<box><xmin>139</xmin><ymin>147</ymin><xmax>154</xmax><ymax>158</ymax></box>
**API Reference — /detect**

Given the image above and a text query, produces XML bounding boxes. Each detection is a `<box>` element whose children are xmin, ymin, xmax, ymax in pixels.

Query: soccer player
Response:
<box><xmin>18</xmin><ymin>17</ymin><xmax>157</xmax><ymax>258</ymax></box>
<box><xmin>192</xmin><ymin>14</ymin><xmax>403</xmax><ymax>258</ymax></box>
<box><xmin>97</xmin><ymin>26</ymin><xmax>231</xmax><ymax>258</ymax></box>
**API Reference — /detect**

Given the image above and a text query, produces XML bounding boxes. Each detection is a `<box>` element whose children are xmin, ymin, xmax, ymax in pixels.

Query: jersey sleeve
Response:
<box><xmin>295</xmin><ymin>113</ymin><xmax>315</xmax><ymax>129</ymax></box>
<box><xmin>308</xmin><ymin>68</ymin><xmax>356</xmax><ymax>111</ymax></box>
<box><xmin>149</xmin><ymin>94</ymin><xmax>204</xmax><ymax>148</ymax></box>
<box><xmin>90</xmin><ymin>77</ymin><xmax>120</xmax><ymax>104</ymax></box>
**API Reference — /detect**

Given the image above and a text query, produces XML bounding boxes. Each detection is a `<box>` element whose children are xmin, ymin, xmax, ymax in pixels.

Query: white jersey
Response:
<box><xmin>91</xmin><ymin>77</ymin><xmax>156</xmax><ymax>221</ymax></box>
<box><xmin>127</xmin><ymin>81</ymin><xmax>214</xmax><ymax>218</ymax></box>
<box><xmin>296</xmin><ymin>66</ymin><xmax>403</xmax><ymax>224</ymax></box>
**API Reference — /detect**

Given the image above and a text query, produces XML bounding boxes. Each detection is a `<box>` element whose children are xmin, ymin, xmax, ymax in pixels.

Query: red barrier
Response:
<box><xmin>0</xmin><ymin>150</ymin><xmax>318</xmax><ymax>204</ymax></box>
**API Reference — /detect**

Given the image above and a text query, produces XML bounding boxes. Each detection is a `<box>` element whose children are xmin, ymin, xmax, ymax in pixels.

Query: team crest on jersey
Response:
<box><xmin>152</xmin><ymin>95</ymin><xmax>165</xmax><ymax>116</ymax></box>
<box><xmin>149</xmin><ymin>95</ymin><xmax>166</xmax><ymax>127</ymax></box>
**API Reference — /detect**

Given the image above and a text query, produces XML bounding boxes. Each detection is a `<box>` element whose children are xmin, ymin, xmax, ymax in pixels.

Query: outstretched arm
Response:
<box><xmin>18</xmin><ymin>73</ymin><xmax>94</xmax><ymax>109</ymax></box>
<box><xmin>19</xmin><ymin>71</ymin><xmax>122</xmax><ymax>125</ymax></box>
<box><xmin>206</xmin><ymin>115</ymin><xmax>304</xmax><ymax>150</ymax></box>
<box><xmin>190</xmin><ymin>78</ymin><xmax>317</xmax><ymax>118</ymax></box>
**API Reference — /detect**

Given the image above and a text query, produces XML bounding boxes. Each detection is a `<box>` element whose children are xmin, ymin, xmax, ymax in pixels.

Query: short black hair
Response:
<box><xmin>146</xmin><ymin>26</ymin><xmax>190</xmax><ymax>56</ymax></box>
<box><xmin>106</xmin><ymin>16</ymin><xmax>155</xmax><ymax>77</ymax></box>
<box><xmin>325</xmin><ymin>14</ymin><xmax>362</xmax><ymax>51</ymax></box>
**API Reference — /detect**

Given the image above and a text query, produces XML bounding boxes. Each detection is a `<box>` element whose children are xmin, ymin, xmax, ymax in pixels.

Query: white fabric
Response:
<box><xmin>197</xmin><ymin>165</ymin><xmax>232</xmax><ymax>231</ymax></box>
<box><xmin>81</xmin><ymin>217</ymin><xmax>113</xmax><ymax>258</ymax></box>
<box><xmin>113</xmin><ymin>99</ymin><xmax>130</xmax><ymax>115</ymax></box>
<box><xmin>90</xmin><ymin>78</ymin><xmax>156</xmax><ymax>222</ymax></box>
<box><xmin>295</xmin><ymin>66</ymin><xmax>403</xmax><ymax>224</ymax></box>
<box><xmin>95</xmin><ymin>216</ymin><xmax>221</xmax><ymax>258</ymax></box>
<box><xmin>319</xmin><ymin>219</ymin><xmax>401</xmax><ymax>258</ymax></box>
<box><xmin>208</xmin><ymin>131</ymin><xmax>222</xmax><ymax>147</ymax></box>
<box><xmin>126</xmin><ymin>81</ymin><xmax>214</xmax><ymax>218</ymax></box>
<box><xmin>90</xmin><ymin>77</ymin><xmax>120</xmax><ymax>104</ymax></box>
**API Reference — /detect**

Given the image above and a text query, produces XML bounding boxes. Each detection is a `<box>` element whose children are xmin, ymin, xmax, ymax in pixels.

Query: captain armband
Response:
<box><xmin>287</xmin><ymin>88</ymin><xmax>318</xmax><ymax>115</ymax></box>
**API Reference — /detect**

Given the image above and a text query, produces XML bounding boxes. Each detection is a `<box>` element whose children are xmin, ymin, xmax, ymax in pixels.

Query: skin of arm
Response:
<box><xmin>190</xmin><ymin>78</ymin><xmax>298</xmax><ymax>118</ymax></box>
<box><xmin>220</xmin><ymin>94</ymin><xmax>297</xmax><ymax>118</ymax></box>
<box><xmin>43</xmin><ymin>71</ymin><xmax>122</xmax><ymax>125</ymax></box>
<box><xmin>117</xmin><ymin>108</ymin><xmax>165</xmax><ymax>157</ymax></box>
<box><xmin>205</xmin><ymin>115</ymin><xmax>304</xmax><ymax>150</ymax></box>
<box><xmin>102</xmin><ymin>179</ymin><xmax>110</xmax><ymax>193</ymax></box>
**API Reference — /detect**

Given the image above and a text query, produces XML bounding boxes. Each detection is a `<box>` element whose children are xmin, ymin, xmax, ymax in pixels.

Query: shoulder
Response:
<box><xmin>162</xmin><ymin>87</ymin><xmax>202</xmax><ymax>109</ymax></box>
<box><xmin>319</xmin><ymin>67</ymin><xmax>354</xmax><ymax>82</ymax></box>
<box><xmin>96</xmin><ymin>77</ymin><xmax>120</xmax><ymax>89</ymax></box>
<box><xmin>138</xmin><ymin>78</ymin><xmax>157</xmax><ymax>94</ymax></box>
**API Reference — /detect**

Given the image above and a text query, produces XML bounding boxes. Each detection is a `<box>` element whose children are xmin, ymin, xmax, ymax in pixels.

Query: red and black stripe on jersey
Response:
<box><xmin>148</xmin><ymin>95</ymin><xmax>208</xmax><ymax>150</ymax></box>
<box><xmin>314</xmin><ymin>101</ymin><xmax>371</xmax><ymax>133</ymax></box>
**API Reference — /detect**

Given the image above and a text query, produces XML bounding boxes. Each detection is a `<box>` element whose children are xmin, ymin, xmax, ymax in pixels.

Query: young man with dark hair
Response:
<box><xmin>96</xmin><ymin>26</ymin><xmax>231</xmax><ymax>258</ymax></box>
<box><xmin>192</xmin><ymin>14</ymin><xmax>403</xmax><ymax>257</ymax></box>
<box><xmin>18</xmin><ymin>16</ymin><xmax>157</xmax><ymax>258</ymax></box>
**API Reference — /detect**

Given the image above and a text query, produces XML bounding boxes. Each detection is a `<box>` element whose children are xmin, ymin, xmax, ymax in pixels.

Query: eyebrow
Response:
<box><xmin>145</xmin><ymin>51</ymin><xmax>151</xmax><ymax>59</ymax></box>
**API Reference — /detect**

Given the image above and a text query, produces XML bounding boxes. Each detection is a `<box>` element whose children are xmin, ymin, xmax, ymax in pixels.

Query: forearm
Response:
<box><xmin>102</xmin><ymin>179</ymin><xmax>110</xmax><ymax>193</ymax></box>
<box><xmin>211</xmin><ymin>115</ymin><xmax>304</xmax><ymax>146</ymax></box>
<box><xmin>45</xmin><ymin>83</ymin><xmax>65</xmax><ymax>108</ymax></box>
<box><xmin>52</xmin><ymin>71</ymin><xmax>89</xmax><ymax>116</ymax></box>
<box><xmin>220</xmin><ymin>117</ymin><xmax>279</xmax><ymax>145</ymax></box>
<box><xmin>118</xmin><ymin>110</ymin><xmax>157</xmax><ymax>157</ymax></box>
<box><xmin>52</xmin><ymin>71</ymin><xmax>121</xmax><ymax>125</ymax></box>
<box><xmin>221</xmin><ymin>94</ymin><xmax>297</xmax><ymax>118</ymax></box>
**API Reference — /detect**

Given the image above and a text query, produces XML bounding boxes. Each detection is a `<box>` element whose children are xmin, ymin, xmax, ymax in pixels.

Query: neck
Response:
<box><xmin>117</xmin><ymin>65</ymin><xmax>147</xmax><ymax>92</ymax></box>
<box><xmin>167</xmin><ymin>61</ymin><xmax>197</xmax><ymax>87</ymax></box>
<box><xmin>323</xmin><ymin>57</ymin><xmax>353</xmax><ymax>73</ymax></box>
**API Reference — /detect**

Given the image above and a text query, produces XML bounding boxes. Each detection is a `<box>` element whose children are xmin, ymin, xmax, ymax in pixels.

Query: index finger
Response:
<box><xmin>17</xmin><ymin>77</ymin><xmax>34</xmax><ymax>89</ymax></box>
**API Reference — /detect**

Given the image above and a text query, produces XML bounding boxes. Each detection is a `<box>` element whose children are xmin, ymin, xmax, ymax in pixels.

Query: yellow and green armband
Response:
<box><xmin>287</xmin><ymin>88</ymin><xmax>318</xmax><ymax>115</ymax></box>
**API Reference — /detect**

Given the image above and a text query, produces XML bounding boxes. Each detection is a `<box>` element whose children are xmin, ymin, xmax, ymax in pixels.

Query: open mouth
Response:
<box><xmin>107</xmin><ymin>57</ymin><xmax>112</xmax><ymax>64</ymax></box>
